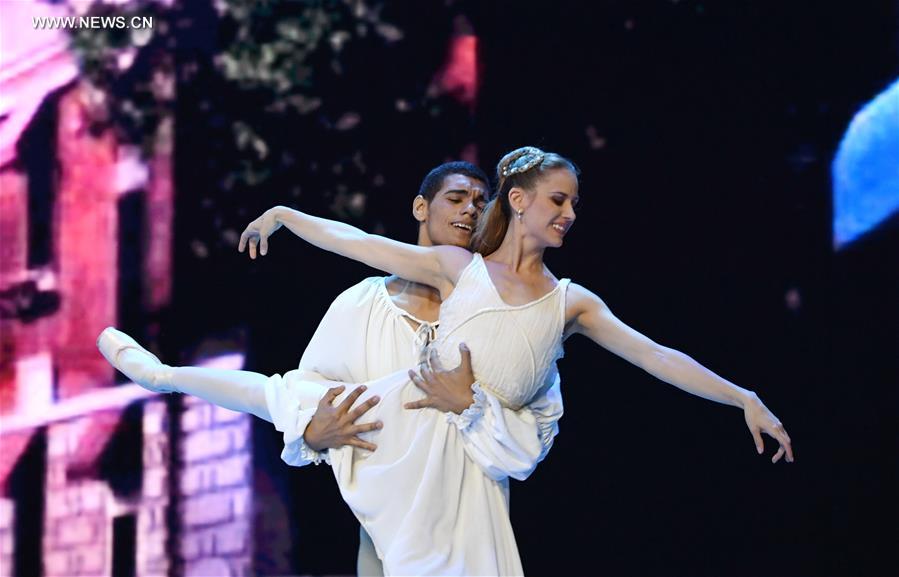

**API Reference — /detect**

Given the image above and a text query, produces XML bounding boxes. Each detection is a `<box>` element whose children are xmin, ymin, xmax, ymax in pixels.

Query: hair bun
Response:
<box><xmin>499</xmin><ymin>146</ymin><xmax>546</xmax><ymax>178</ymax></box>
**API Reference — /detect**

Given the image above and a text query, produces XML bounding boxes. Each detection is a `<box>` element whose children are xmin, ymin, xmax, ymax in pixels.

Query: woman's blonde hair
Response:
<box><xmin>470</xmin><ymin>146</ymin><xmax>579</xmax><ymax>256</ymax></box>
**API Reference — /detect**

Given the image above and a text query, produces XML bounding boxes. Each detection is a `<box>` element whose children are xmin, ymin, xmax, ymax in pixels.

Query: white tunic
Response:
<box><xmin>264</xmin><ymin>258</ymin><xmax>565</xmax><ymax>575</ymax></box>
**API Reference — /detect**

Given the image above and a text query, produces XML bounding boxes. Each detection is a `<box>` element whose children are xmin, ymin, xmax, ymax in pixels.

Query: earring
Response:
<box><xmin>516</xmin><ymin>209</ymin><xmax>524</xmax><ymax>220</ymax></box>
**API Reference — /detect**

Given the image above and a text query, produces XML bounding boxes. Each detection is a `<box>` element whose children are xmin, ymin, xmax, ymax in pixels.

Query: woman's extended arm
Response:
<box><xmin>238</xmin><ymin>205</ymin><xmax>471</xmax><ymax>295</ymax></box>
<box><xmin>567</xmin><ymin>283</ymin><xmax>794</xmax><ymax>463</ymax></box>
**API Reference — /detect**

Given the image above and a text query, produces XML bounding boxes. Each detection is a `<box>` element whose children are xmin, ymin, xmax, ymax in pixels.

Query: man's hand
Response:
<box><xmin>238</xmin><ymin>207</ymin><xmax>283</xmax><ymax>258</ymax></box>
<box><xmin>305</xmin><ymin>385</ymin><xmax>382</xmax><ymax>452</ymax></box>
<box><xmin>406</xmin><ymin>343</ymin><xmax>477</xmax><ymax>414</ymax></box>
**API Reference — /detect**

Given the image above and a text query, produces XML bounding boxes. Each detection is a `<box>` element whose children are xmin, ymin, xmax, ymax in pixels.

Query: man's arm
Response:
<box><xmin>263</xmin><ymin>281</ymin><xmax>383</xmax><ymax>465</ymax></box>
<box><xmin>455</xmin><ymin>371</ymin><xmax>562</xmax><ymax>482</ymax></box>
<box><xmin>407</xmin><ymin>345</ymin><xmax>563</xmax><ymax>481</ymax></box>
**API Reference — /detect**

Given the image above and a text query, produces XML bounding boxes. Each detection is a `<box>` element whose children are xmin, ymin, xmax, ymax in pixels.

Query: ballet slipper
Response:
<box><xmin>97</xmin><ymin>327</ymin><xmax>176</xmax><ymax>393</ymax></box>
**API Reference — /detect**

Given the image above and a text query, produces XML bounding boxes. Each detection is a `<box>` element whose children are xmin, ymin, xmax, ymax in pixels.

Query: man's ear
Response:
<box><xmin>413</xmin><ymin>194</ymin><xmax>429</xmax><ymax>223</ymax></box>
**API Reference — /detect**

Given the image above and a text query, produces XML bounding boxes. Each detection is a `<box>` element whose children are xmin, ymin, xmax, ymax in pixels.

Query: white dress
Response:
<box><xmin>266</xmin><ymin>257</ymin><xmax>563</xmax><ymax>574</ymax></box>
<box><xmin>268</xmin><ymin>254</ymin><xmax>569</xmax><ymax>576</ymax></box>
<box><xmin>264</xmin><ymin>274</ymin><xmax>564</xmax><ymax>477</ymax></box>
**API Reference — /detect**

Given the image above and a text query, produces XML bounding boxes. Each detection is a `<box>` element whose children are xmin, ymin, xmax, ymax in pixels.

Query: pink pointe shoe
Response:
<box><xmin>97</xmin><ymin>327</ymin><xmax>175</xmax><ymax>393</ymax></box>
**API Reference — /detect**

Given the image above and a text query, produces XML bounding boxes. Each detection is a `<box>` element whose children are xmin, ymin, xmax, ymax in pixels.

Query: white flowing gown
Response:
<box><xmin>265</xmin><ymin>254</ymin><xmax>568</xmax><ymax>575</ymax></box>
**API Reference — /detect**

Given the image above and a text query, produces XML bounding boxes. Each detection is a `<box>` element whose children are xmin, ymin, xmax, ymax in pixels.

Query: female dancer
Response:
<box><xmin>102</xmin><ymin>147</ymin><xmax>793</xmax><ymax>575</ymax></box>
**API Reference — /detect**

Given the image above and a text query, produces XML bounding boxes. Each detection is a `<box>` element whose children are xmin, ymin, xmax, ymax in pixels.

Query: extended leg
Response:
<box><xmin>98</xmin><ymin>327</ymin><xmax>272</xmax><ymax>421</ymax></box>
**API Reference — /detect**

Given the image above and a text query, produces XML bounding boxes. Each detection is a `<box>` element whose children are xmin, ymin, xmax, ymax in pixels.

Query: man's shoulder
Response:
<box><xmin>329</xmin><ymin>276</ymin><xmax>387</xmax><ymax>307</ymax></box>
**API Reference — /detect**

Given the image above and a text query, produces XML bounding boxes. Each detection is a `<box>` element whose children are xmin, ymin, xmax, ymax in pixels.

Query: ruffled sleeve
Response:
<box><xmin>263</xmin><ymin>370</ymin><xmax>331</xmax><ymax>467</ymax></box>
<box><xmin>263</xmin><ymin>278</ymin><xmax>383</xmax><ymax>467</ymax></box>
<box><xmin>445</xmin><ymin>382</ymin><xmax>489</xmax><ymax>431</ymax></box>
<box><xmin>451</xmin><ymin>365</ymin><xmax>564</xmax><ymax>482</ymax></box>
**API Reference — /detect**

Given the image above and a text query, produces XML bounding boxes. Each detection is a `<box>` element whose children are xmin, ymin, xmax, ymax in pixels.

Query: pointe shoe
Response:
<box><xmin>97</xmin><ymin>327</ymin><xmax>175</xmax><ymax>393</ymax></box>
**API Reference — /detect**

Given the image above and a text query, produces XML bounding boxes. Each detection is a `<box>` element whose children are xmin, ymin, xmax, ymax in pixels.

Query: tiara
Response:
<box><xmin>501</xmin><ymin>147</ymin><xmax>545</xmax><ymax>178</ymax></box>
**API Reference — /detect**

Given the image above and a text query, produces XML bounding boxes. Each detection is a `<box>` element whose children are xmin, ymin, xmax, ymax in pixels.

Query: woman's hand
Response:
<box><xmin>238</xmin><ymin>207</ymin><xmax>284</xmax><ymax>258</ymax></box>
<box><xmin>406</xmin><ymin>344</ymin><xmax>477</xmax><ymax>414</ymax></box>
<box><xmin>743</xmin><ymin>393</ymin><xmax>794</xmax><ymax>463</ymax></box>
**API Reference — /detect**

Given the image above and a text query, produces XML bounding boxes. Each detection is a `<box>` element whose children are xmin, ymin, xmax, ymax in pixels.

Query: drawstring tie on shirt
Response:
<box><xmin>412</xmin><ymin>320</ymin><xmax>438</xmax><ymax>364</ymax></box>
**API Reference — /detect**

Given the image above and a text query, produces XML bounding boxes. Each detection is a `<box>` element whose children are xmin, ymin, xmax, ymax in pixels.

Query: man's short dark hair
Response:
<box><xmin>418</xmin><ymin>161</ymin><xmax>490</xmax><ymax>202</ymax></box>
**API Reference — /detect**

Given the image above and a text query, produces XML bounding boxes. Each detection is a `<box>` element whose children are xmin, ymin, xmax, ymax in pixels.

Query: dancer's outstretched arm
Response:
<box><xmin>238</xmin><ymin>206</ymin><xmax>470</xmax><ymax>296</ymax></box>
<box><xmin>566</xmin><ymin>283</ymin><xmax>795</xmax><ymax>463</ymax></box>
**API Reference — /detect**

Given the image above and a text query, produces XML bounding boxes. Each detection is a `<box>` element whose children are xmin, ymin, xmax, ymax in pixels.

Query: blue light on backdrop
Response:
<box><xmin>832</xmin><ymin>79</ymin><xmax>899</xmax><ymax>249</ymax></box>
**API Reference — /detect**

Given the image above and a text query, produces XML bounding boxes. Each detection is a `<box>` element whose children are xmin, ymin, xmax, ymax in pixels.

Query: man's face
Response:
<box><xmin>420</xmin><ymin>174</ymin><xmax>489</xmax><ymax>247</ymax></box>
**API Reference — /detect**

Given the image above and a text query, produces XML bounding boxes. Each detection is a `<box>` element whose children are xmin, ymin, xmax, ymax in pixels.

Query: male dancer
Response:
<box><xmin>99</xmin><ymin>162</ymin><xmax>564</xmax><ymax>575</ymax></box>
<box><xmin>273</xmin><ymin>161</ymin><xmax>564</xmax><ymax>575</ymax></box>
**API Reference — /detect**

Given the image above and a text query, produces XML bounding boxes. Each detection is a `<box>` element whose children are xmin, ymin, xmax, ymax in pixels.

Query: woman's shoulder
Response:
<box><xmin>433</xmin><ymin>244</ymin><xmax>475</xmax><ymax>262</ymax></box>
<box><xmin>433</xmin><ymin>245</ymin><xmax>476</xmax><ymax>284</ymax></box>
<box><xmin>564</xmin><ymin>281</ymin><xmax>606</xmax><ymax>300</ymax></box>
<box><xmin>563</xmin><ymin>282</ymin><xmax>610</xmax><ymax>318</ymax></box>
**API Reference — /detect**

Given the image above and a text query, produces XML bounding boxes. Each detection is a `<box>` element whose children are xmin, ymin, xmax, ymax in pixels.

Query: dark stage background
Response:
<box><xmin>11</xmin><ymin>1</ymin><xmax>894</xmax><ymax>575</ymax></box>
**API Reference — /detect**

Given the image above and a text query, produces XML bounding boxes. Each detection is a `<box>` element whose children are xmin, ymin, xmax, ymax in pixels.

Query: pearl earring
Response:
<box><xmin>516</xmin><ymin>209</ymin><xmax>523</xmax><ymax>220</ymax></box>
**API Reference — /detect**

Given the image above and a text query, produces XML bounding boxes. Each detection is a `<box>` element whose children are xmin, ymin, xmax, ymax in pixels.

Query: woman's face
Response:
<box><xmin>516</xmin><ymin>168</ymin><xmax>579</xmax><ymax>248</ymax></box>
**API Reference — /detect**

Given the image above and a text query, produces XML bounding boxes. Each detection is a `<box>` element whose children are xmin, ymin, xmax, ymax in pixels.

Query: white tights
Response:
<box><xmin>116</xmin><ymin>347</ymin><xmax>272</xmax><ymax>422</ymax></box>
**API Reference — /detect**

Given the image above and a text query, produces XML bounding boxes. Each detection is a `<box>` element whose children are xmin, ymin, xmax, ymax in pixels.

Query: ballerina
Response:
<box><xmin>101</xmin><ymin>147</ymin><xmax>792</xmax><ymax>575</ymax></box>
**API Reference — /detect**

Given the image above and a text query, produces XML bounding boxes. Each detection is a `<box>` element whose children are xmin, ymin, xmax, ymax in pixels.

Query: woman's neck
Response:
<box><xmin>488</xmin><ymin>227</ymin><xmax>546</xmax><ymax>274</ymax></box>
